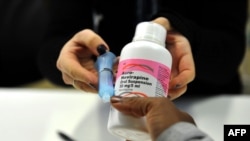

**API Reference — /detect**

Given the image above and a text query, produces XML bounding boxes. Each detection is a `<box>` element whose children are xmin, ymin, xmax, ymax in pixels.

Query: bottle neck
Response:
<box><xmin>132</xmin><ymin>36</ymin><xmax>165</xmax><ymax>46</ymax></box>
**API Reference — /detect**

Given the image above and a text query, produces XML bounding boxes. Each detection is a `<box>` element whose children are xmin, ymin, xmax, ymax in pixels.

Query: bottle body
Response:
<box><xmin>114</xmin><ymin>41</ymin><xmax>172</xmax><ymax>97</ymax></box>
<box><xmin>108</xmin><ymin>41</ymin><xmax>172</xmax><ymax>140</ymax></box>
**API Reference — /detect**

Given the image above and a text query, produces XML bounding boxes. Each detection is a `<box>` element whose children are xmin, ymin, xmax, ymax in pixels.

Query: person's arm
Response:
<box><xmin>37</xmin><ymin>0</ymin><xmax>94</xmax><ymax>86</ymax></box>
<box><xmin>110</xmin><ymin>96</ymin><xmax>213</xmax><ymax>141</ymax></box>
<box><xmin>154</xmin><ymin>0</ymin><xmax>247</xmax><ymax>85</ymax></box>
<box><xmin>157</xmin><ymin>122</ymin><xmax>213</xmax><ymax>141</ymax></box>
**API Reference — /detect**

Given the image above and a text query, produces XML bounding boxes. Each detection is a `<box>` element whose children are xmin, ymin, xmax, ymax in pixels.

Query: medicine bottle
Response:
<box><xmin>107</xmin><ymin>22</ymin><xmax>172</xmax><ymax>141</ymax></box>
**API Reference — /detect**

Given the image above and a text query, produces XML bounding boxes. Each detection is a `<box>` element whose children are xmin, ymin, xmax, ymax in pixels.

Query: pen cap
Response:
<box><xmin>132</xmin><ymin>22</ymin><xmax>166</xmax><ymax>46</ymax></box>
<box><xmin>95</xmin><ymin>52</ymin><xmax>116</xmax><ymax>72</ymax></box>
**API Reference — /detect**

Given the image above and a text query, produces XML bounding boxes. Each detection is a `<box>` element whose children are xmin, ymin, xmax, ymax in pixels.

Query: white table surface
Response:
<box><xmin>0</xmin><ymin>88</ymin><xmax>249</xmax><ymax>141</ymax></box>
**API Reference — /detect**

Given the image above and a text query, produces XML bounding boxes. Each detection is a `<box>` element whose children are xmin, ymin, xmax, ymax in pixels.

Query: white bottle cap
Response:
<box><xmin>132</xmin><ymin>22</ymin><xmax>167</xmax><ymax>46</ymax></box>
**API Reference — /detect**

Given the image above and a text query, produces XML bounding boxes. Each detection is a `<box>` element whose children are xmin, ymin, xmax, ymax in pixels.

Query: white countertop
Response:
<box><xmin>0</xmin><ymin>88</ymin><xmax>249</xmax><ymax>141</ymax></box>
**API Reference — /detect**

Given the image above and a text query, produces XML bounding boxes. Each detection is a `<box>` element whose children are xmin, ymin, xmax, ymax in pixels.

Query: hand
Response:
<box><xmin>110</xmin><ymin>96</ymin><xmax>195</xmax><ymax>141</ymax></box>
<box><xmin>152</xmin><ymin>17</ymin><xmax>195</xmax><ymax>100</ymax></box>
<box><xmin>56</xmin><ymin>29</ymin><xmax>114</xmax><ymax>92</ymax></box>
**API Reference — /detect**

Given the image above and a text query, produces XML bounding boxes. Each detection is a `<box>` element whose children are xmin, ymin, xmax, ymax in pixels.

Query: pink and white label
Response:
<box><xmin>115</xmin><ymin>59</ymin><xmax>171</xmax><ymax>97</ymax></box>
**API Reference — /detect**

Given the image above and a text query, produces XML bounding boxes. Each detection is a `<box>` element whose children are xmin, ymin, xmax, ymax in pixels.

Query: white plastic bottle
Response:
<box><xmin>107</xmin><ymin>22</ymin><xmax>172</xmax><ymax>141</ymax></box>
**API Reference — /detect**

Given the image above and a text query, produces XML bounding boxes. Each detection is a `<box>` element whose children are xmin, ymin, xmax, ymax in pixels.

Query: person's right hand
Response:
<box><xmin>110</xmin><ymin>96</ymin><xmax>195</xmax><ymax>141</ymax></box>
<box><xmin>56</xmin><ymin>29</ymin><xmax>112</xmax><ymax>92</ymax></box>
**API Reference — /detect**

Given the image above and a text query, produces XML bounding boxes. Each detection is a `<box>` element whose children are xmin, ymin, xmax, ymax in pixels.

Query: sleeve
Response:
<box><xmin>152</xmin><ymin>0</ymin><xmax>248</xmax><ymax>85</ymax></box>
<box><xmin>37</xmin><ymin>0</ymin><xmax>94</xmax><ymax>86</ymax></box>
<box><xmin>156</xmin><ymin>122</ymin><xmax>214</xmax><ymax>141</ymax></box>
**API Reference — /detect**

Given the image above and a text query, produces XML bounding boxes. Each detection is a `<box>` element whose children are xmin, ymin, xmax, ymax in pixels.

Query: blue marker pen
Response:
<box><xmin>95</xmin><ymin>51</ymin><xmax>116</xmax><ymax>103</ymax></box>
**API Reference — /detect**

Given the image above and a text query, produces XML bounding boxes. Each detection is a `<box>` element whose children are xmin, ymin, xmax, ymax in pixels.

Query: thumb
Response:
<box><xmin>152</xmin><ymin>17</ymin><xmax>173</xmax><ymax>31</ymax></box>
<box><xmin>110</xmin><ymin>96</ymin><xmax>152</xmax><ymax>117</ymax></box>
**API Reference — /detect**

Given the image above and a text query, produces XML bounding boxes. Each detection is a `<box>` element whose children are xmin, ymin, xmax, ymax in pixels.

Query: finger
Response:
<box><xmin>72</xmin><ymin>29</ymin><xmax>109</xmax><ymax>56</ymax></box>
<box><xmin>62</xmin><ymin>73</ymin><xmax>74</xmax><ymax>85</ymax></box>
<box><xmin>169</xmin><ymin>68</ymin><xmax>195</xmax><ymax>90</ymax></box>
<box><xmin>165</xmin><ymin>31</ymin><xmax>182</xmax><ymax>43</ymax></box>
<box><xmin>62</xmin><ymin>72</ymin><xmax>98</xmax><ymax>93</ymax></box>
<box><xmin>73</xmin><ymin>79</ymin><xmax>97</xmax><ymax>93</ymax></box>
<box><xmin>111</xmin><ymin>96</ymin><xmax>152</xmax><ymax>117</ymax></box>
<box><xmin>168</xmin><ymin>85</ymin><xmax>187</xmax><ymax>100</ymax></box>
<box><xmin>169</xmin><ymin>52</ymin><xmax>195</xmax><ymax>90</ymax></box>
<box><xmin>57</xmin><ymin>55</ymin><xmax>98</xmax><ymax>85</ymax></box>
<box><xmin>112</xmin><ymin>57</ymin><xmax>120</xmax><ymax>78</ymax></box>
<box><xmin>152</xmin><ymin>17</ymin><xmax>173</xmax><ymax>31</ymax></box>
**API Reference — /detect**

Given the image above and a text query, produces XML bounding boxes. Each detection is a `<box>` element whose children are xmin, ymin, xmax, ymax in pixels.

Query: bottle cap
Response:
<box><xmin>132</xmin><ymin>22</ymin><xmax>167</xmax><ymax>46</ymax></box>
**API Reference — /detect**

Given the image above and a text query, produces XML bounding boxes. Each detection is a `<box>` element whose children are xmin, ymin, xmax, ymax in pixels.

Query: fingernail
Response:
<box><xmin>97</xmin><ymin>44</ymin><xmax>107</xmax><ymax>55</ymax></box>
<box><xmin>111</xmin><ymin>96</ymin><xmax>122</xmax><ymax>103</ymax></box>
<box><xmin>175</xmin><ymin>84</ymin><xmax>181</xmax><ymax>89</ymax></box>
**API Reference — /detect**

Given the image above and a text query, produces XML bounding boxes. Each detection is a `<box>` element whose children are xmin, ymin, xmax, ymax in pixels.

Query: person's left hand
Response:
<box><xmin>153</xmin><ymin>17</ymin><xmax>195</xmax><ymax>100</ymax></box>
<box><xmin>166</xmin><ymin>31</ymin><xmax>195</xmax><ymax>99</ymax></box>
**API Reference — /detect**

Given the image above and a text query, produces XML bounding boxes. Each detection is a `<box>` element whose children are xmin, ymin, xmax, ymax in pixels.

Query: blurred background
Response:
<box><xmin>239</xmin><ymin>0</ymin><xmax>250</xmax><ymax>93</ymax></box>
<box><xmin>5</xmin><ymin>0</ymin><xmax>250</xmax><ymax>94</ymax></box>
